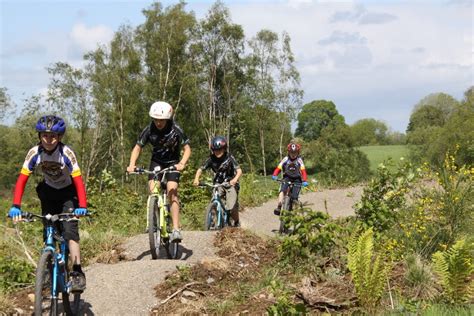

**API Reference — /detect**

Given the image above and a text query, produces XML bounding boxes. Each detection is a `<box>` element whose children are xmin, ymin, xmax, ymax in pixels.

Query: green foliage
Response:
<box><xmin>407</xmin><ymin>89</ymin><xmax>473</xmax><ymax>166</ymax></box>
<box><xmin>347</xmin><ymin>227</ymin><xmax>390</xmax><ymax>310</ymax></box>
<box><xmin>295</xmin><ymin>100</ymin><xmax>345</xmax><ymax>141</ymax></box>
<box><xmin>350</xmin><ymin>118</ymin><xmax>390</xmax><ymax>146</ymax></box>
<box><xmin>304</xmin><ymin>139</ymin><xmax>371</xmax><ymax>185</ymax></box>
<box><xmin>355</xmin><ymin>158</ymin><xmax>419</xmax><ymax>232</ymax></box>
<box><xmin>266</xmin><ymin>280</ymin><xmax>307</xmax><ymax>316</ymax></box>
<box><xmin>0</xmin><ymin>256</ymin><xmax>34</xmax><ymax>292</ymax></box>
<box><xmin>432</xmin><ymin>238</ymin><xmax>474</xmax><ymax>304</ymax></box>
<box><xmin>279</xmin><ymin>208</ymin><xmax>340</xmax><ymax>262</ymax></box>
<box><xmin>395</xmin><ymin>150</ymin><xmax>474</xmax><ymax>258</ymax></box>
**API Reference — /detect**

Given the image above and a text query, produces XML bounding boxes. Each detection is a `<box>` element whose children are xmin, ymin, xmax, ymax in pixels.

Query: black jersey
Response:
<box><xmin>136</xmin><ymin>121</ymin><xmax>190</xmax><ymax>164</ymax></box>
<box><xmin>200</xmin><ymin>153</ymin><xmax>240</xmax><ymax>184</ymax></box>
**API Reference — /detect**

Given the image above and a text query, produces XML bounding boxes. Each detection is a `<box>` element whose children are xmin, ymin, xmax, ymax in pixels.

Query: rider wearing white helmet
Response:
<box><xmin>127</xmin><ymin>101</ymin><xmax>191</xmax><ymax>242</ymax></box>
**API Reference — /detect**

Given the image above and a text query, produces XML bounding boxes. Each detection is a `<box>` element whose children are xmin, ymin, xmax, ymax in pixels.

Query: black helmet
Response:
<box><xmin>210</xmin><ymin>136</ymin><xmax>227</xmax><ymax>151</ymax></box>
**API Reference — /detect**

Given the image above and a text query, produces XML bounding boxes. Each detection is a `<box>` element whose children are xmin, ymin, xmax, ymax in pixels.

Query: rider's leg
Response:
<box><xmin>225</xmin><ymin>187</ymin><xmax>239</xmax><ymax>225</ymax></box>
<box><xmin>167</xmin><ymin>181</ymin><xmax>180</xmax><ymax>230</ymax></box>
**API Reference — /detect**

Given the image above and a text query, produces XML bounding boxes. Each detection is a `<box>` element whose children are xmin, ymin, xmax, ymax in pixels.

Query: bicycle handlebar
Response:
<box><xmin>19</xmin><ymin>211</ymin><xmax>90</xmax><ymax>223</ymax></box>
<box><xmin>198</xmin><ymin>182</ymin><xmax>231</xmax><ymax>189</ymax></box>
<box><xmin>128</xmin><ymin>165</ymin><xmax>177</xmax><ymax>175</ymax></box>
<box><xmin>274</xmin><ymin>178</ymin><xmax>303</xmax><ymax>187</ymax></box>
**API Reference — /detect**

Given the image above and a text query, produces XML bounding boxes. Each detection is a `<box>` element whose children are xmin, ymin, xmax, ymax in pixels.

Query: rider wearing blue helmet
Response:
<box><xmin>8</xmin><ymin>115</ymin><xmax>88</xmax><ymax>292</ymax></box>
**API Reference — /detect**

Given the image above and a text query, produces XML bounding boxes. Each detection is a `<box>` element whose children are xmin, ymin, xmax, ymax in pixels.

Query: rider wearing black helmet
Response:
<box><xmin>193</xmin><ymin>136</ymin><xmax>243</xmax><ymax>226</ymax></box>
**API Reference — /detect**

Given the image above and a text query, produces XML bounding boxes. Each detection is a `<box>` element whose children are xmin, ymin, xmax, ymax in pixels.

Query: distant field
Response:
<box><xmin>358</xmin><ymin>145</ymin><xmax>409</xmax><ymax>172</ymax></box>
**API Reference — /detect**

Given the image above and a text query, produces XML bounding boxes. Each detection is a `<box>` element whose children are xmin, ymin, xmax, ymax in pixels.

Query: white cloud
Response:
<box><xmin>69</xmin><ymin>23</ymin><xmax>114</xmax><ymax>52</ymax></box>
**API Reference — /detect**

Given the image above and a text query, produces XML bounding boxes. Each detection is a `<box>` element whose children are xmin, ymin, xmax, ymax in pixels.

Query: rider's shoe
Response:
<box><xmin>273</xmin><ymin>204</ymin><xmax>282</xmax><ymax>216</ymax></box>
<box><xmin>233</xmin><ymin>220</ymin><xmax>241</xmax><ymax>227</ymax></box>
<box><xmin>70</xmin><ymin>271</ymin><xmax>86</xmax><ymax>292</ymax></box>
<box><xmin>170</xmin><ymin>229</ymin><xmax>182</xmax><ymax>243</ymax></box>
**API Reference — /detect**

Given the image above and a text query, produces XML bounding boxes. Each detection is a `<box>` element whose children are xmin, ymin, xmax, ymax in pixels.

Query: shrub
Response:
<box><xmin>279</xmin><ymin>207</ymin><xmax>340</xmax><ymax>263</ymax></box>
<box><xmin>354</xmin><ymin>158</ymin><xmax>419</xmax><ymax>232</ymax></box>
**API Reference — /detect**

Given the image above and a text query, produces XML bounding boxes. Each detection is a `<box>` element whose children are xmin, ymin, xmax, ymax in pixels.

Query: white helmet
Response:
<box><xmin>149</xmin><ymin>101</ymin><xmax>173</xmax><ymax>119</ymax></box>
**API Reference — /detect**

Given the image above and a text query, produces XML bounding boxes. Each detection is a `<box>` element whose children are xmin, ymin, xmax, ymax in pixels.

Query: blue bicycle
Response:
<box><xmin>199</xmin><ymin>182</ymin><xmax>233</xmax><ymax>230</ymax></box>
<box><xmin>21</xmin><ymin>211</ymin><xmax>84</xmax><ymax>316</ymax></box>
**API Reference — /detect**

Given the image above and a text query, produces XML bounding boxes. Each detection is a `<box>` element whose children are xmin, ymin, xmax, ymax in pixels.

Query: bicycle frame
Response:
<box><xmin>130</xmin><ymin>166</ymin><xmax>180</xmax><ymax>259</ymax></box>
<box><xmin>211</xmin><ymin>186</ymin><xmax>227</xmax><ymax>227</ymax></box>
<box><xmin>276</xmin><ymin>179</ymin><xmax>303</xmax><ymax>234</ymax></box>
<box><xmin>148</xmin><ymin>170</ymin><xmax>170</xmax><ymax>239</ymax></box>
<box><xmin>201</xmin><ymin>182</ymin><xmax>230</xmax><ymax>229</ymax></box>
<box><xmin>44</xmin><ymin>223</ymin><xmax>70</xmax><ymax>299</ymax></box>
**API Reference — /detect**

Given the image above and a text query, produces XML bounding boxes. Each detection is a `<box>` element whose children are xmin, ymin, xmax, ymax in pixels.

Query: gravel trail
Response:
<box><xmin>79</xmin><ymin>185</ymin><xmax>363</xmax><ymax>315</ymax></box>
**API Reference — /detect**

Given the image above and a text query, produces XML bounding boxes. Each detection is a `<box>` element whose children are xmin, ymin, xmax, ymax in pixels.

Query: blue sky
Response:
<box><xmin>1</xmin><ymin>0</ymin><xmax>472</xmax><ymax>132</ymax></box>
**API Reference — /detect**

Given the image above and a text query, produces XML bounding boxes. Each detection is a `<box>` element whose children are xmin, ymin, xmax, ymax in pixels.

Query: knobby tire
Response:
<box><xmin>204</xmin><ymin>202</ymin><xmax>218</xmax><ymax>230</ymax></box>
<box><xmin>34</xmin><ymin>251</ymin><xmax>73</xmax><ymax>316</ymax></box>
<box><xmin>279</xmin><ymin>196</ymin><xmax>291</xmax><ymax>234</ymax></box>
<box><xmin>148</xmin><ymin>196</ymin><xmax>161</xmax><ymax>260</ymax></box>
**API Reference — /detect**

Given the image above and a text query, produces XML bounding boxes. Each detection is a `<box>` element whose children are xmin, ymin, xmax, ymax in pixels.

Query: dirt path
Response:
<box><xmin>80</xmin><ymin>185</ymin><xmax>363</xmax><ymax>315</ymax></box>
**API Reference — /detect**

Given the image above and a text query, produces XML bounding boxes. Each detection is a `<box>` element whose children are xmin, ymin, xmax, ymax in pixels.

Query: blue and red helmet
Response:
<box><xmin>36</xmin><ymin>115</ymin><xmax>66</xmax><ymax>134</ymax></box>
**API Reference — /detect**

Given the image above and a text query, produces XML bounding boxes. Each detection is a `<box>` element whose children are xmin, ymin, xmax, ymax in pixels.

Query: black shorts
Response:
<box><xmin>279</xmin><ymin>178</ymin><xmax>302</xmax><ymax>200</ymax></box>
<box><xmin>148</xmin><ymin>161</ymin><xmax>181</xmax><ymax>183</ymax></box>
<box><xmin>36</xmin><ymin>182</ymin><xmax>80</xmax><ymax>242</ymax></box>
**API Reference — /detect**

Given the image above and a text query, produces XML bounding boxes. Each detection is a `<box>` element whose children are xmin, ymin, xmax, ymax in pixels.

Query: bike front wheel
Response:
<box><xmin>148</xmin><ymin>196</ymin><xmax>161</xmax><ymax>259</ymax></box>
<box><xmin>204</xmin><ymin>202</ymin><xmax>218</xmax><ymax>230</ymax></box>
<box><xmin>34</xmin><ymin>251</ymin><xmax>72</xmax><ymax>316</ymax></box>
<box><xmin>279</xmin><ymin>196</ymin><xmax>291</xmax><ymax>234</ymax></box>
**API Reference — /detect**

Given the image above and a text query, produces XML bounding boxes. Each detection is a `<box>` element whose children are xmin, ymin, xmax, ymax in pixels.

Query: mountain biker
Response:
<box><xmin>193</xmin><ymin>136</ymin><xmax>243</xmax><ymax>227</ymax></box>
<box><xmin>126</xmin><ymin>101</ymin><xmax>191</xmax><ymax>242</ymax></box>
<box><xmin>7</xmin><ymin>115</ymin><xmax>88</xmax><ymax>292</ymax></box>
<box><xmin>272</xmin><ymin>142</ymin><xmax>308</xmax><ymax>215</ymax></box>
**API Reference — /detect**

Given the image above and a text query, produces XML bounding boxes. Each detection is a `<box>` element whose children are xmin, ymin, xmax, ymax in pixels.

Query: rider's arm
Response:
<box><xmin>299</xmin><ymin>158</ymin><xmax>308</xmax><ymax>182</ymax></box>
<box><xmin>230</xmin><ymin>167</ymin><xmax>242</xmax><ymax>185</ymax></box>
<box><xmin>193</xmin><ymin>168</ymin><xmax>203</xmax><ymax>185</ymax></box>
<box><xmin>72</xmin><ymin>175</ymin><xmax>87</xmax><ymax>208</ymax></box>
<box><xmin>12</xmin><ymin>172</ymin><xmax>30</xmax><ymax>207</ymax></box>
<box><xmin>127</xmin><ymin>144</ymin><xmax>142</xmax><ymax>172</ymax></box>
<box><xmin>12</xmin><ymin>147</ymin><xmax>37</xmax><ymax>207</ymax></box>
<box><xmin>176</xmin><ymin>143</ymin><xmax>191</xmax><ymax>171</ymax></box>
<box><xmin>272</xmin><ymin>157</ymin><xmax>287</xmax><ymax>177</ymax></box>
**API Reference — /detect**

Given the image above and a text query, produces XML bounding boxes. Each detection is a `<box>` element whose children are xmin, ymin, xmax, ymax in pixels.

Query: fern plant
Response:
<box><xmin>347</xmin><ymin>228</ymin><xmax>390</xmax><ymax>310</ymax></box>
<box><xmin>432</xmin><ymin>238</ymin><xmax>474</xmax><ymax>303</ymax></box>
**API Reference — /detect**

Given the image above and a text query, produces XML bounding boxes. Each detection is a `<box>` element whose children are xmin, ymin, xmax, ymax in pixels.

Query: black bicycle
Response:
<box><xmin>275</xmin><ymin>179</ymin><xmax>303</xmax><ymax>234</ymax></box>
<box><xmin>21</xmin><ymin>211</ymin><xmax>85</xmax><ymax>316</ymax></box>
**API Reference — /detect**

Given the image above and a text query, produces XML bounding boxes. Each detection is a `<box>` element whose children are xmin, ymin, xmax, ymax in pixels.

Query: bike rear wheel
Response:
<box><xmin>148</xmin><ymin>196</ymin><xmax>161</xmax><ymax>259</ymax></box>
<box><xmin>204</xmin><ymin>202</ymin><xmax>218</xmax><ymax>230</ymax></box>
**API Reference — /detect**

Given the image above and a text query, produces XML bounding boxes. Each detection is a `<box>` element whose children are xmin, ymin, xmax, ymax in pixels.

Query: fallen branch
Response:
<box><xmin>13</xmin><ymin>226</ymin><xmax>37</xmax><ymax>267</ymax></box>
<box><xmin>158</xmin><ymin>282</ymin><xmax>202</xmax><ymax>306</ymax></box>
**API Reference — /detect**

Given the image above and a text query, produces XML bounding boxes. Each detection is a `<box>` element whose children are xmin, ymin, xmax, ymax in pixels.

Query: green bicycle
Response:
<box><xmin>130</xmin><ymin>166</ymin><xmax>180</xmax><ymax>260</ymax></box>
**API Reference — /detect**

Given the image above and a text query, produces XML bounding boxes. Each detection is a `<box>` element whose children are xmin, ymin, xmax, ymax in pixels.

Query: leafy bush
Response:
<box><xmin>394</xmin><ymin>150</ymin><xmax>473</xmax><ymax>258</ymax></box>
<box><xmin>266</xmin><ymin>280</ymin><xmax>306</xmax><ymax>315</ymax></box>
<box><xmin>432</xmin><ymin>238</ymin><xmax>474</xmax><ymax>304</ymax></box>
<box><xmin>0</xmin><ymin>256</ymin><xmax>34</xmax><ymax>292</ymax></box>
<box><xmin>279</xmin><ymin>208</ymin><xmax>340</xmax><ymax>263</ymax></box>
<box><xmin>354</xmin><ymin>158</ymin><xmax>419</xmax><ymax>232</ymax></box>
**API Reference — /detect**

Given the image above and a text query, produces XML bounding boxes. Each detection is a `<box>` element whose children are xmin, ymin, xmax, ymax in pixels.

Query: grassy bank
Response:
<box><xmin>358</xmin><ymin>145</ymin><xmax>409</xmax><ymax>172</ymax></box>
